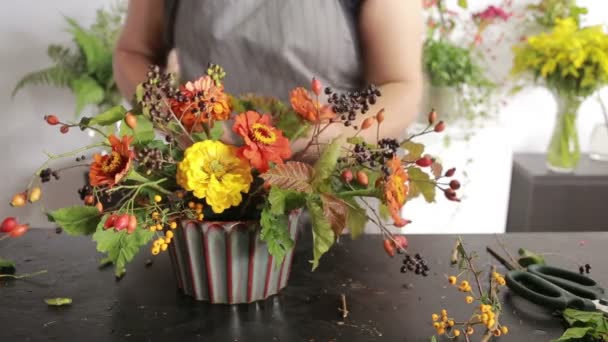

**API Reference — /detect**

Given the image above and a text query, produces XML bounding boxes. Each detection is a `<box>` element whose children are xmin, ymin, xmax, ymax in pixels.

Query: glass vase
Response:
<box><xmin>546</xmin><ymin>94</ymin><xmax>582</xmax><ymax>173</ymax></box>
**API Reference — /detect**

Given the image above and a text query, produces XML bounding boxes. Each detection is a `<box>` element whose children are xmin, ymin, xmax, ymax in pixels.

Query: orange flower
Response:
<box><xmin>289</xmin><ymin>87</ymin><xmax>335</xmax><ymax>123</ymax></box>
<box><xmin>170</xmin><ymin>75</ymin><xmax>231</xmax><ymax>131</ymax></box>
<box><xmin>384</xmin><ymin>157</ymin><xmax>410</xmax><ymax>227</ymax></box>
<box><xmin>232</xmin><ymin>111</ymin><xmax>292</xmax><ymax>172</ymax></box>
<box><xmin>89</xmin><ymin>135</ymin><xmax>134</xmax><ymax>187</ymax></box>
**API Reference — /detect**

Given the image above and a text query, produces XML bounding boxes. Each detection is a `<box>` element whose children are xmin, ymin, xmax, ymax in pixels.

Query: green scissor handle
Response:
<box><xmin>527</xmin><ymin>264</ymin><xmax>605</xmax><ymax>299</ymax></box>
<box><xmin>506</xmin><ymin>268</ymin><xmax>599</xmax><ymax>312</ymax></box>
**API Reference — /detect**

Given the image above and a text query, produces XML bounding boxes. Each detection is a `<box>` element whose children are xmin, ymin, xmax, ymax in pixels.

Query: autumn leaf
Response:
<box><xmin>401</xmin><ymin>141</ymin><xmax>425</xmax><ymax>161</ymax></box>
<box><xmin>321</xmin><ymin>194</ymin><xmax>347</xmax><ymax>236</ymax></box>
<box><xmin>260</xmin><ymin>161</ymin><xmax>314</xmax><ymax>193</ymax></box>
<box><xmin>431</xmin><ymin>161</ymin><xmax>443</xmax><ymax>179</ymax></box>
<box><xmin>407</xmin><ymin>167</ymin><xmax>436</xmax><ymax>203</ymax></box>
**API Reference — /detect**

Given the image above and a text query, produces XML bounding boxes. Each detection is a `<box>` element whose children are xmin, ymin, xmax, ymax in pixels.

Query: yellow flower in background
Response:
<box><xmin>177</xmin><ymin>140</ymin><xmax>253</xmax><ymax>214</ymax></box>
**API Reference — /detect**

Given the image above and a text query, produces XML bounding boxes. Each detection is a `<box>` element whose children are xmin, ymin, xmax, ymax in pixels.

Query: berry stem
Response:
<box><xmin>0</xmin><ymin>269</ymin><xmax>48</xmax><ymax>279</ymax></box>
<box><xmin>457</xmin><ymin>238</ymin><xmax>485</xmax><ymax>298</ymax></box>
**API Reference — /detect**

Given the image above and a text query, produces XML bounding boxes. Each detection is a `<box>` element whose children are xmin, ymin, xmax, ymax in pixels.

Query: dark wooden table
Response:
<box><xmin>1</xmin><ymin>230</ymin><xmax>607</xmax><ymax>341</ymax></box>
<box><xmin>507</xmin><ymin>153</ymin><xmax>608</xmax><ymax>232</ymax></box>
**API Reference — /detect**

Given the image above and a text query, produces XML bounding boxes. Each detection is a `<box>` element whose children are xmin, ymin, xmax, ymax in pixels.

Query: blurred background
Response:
<box><xmin>1</xmin><ymin>0</ymin><xmax>607</xmax><ymax>232</ymax></box>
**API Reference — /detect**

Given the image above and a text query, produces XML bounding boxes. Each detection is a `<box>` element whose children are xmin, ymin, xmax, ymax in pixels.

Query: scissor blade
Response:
<box><xmin>593</xmin><ymin>300</ymin><xmax>608</xmax><ymax>315</ymax></box>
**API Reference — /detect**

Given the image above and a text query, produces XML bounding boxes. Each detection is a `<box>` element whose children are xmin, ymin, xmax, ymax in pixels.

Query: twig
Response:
<box><xmin>493</xmin><ymin>235</ymin><xmax>521</xmax><ymax>269</ymax></box>
<box><xmin>457</xmin><ymin>238</ymin><xmax>485</xmax><ymax>298</ymax></box>
<box><xmin>338</xmin><ymin>293</ymin><xmax>350</xmax><ymax>319</ymax></box>
<box><xmin>0</xmin><ymin>270</ymin><xmax>48</xmax><ymax>279</ymax></box>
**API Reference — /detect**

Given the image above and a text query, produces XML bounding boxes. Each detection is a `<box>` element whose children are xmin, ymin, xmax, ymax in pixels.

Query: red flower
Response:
<box><xmin>383</xmin><ymin>157</ymin><xmax>410</xmax><ymax>228</ymax></box>
<box><xmin>232</xmin><ymin>111</ymin><xmax>292</xmax><ymax>172</ymax></box>
<box><xmin>289</xmin><ymin>87</ymin><xmax>335</xmax><ymax>123</ymax></box>
<box><xmin>474</xmin><ymin>5</ymin><xmax>511</xmax><ymax>22</ymax></box>
<box><xmin>170</xmin><ymin>76</ymin><xmax>231</xmax><ymax>132</ymax></box>
<box><xmin>89</xmin><ymin>135</ymin><xmax>134</xmax><ymax>187</ymax></box>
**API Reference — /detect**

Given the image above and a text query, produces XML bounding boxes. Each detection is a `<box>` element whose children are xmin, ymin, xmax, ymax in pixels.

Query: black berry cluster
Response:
<box><xmin>40</xmin><ymin>168</ymin><xmax>59</xmax><ymax>183</ymax></box>
<box><xmin>578</xmin><ymin>263</ymin><xmax>592</xmax><ymax>275</ymax></box>
<box><xmin>401</xmin><ymin>253</ymin><xmax>430</xmax><ymax>277</ymax></box>
<box><xmin>139</xmin><ymin>65</ymin><xmax>178</xmax><ymax>123</ymax></box>
<box><xmin>347</xmin><ymin>138</ymin><xmax>400</xmax><ymax>175</ymax></box>
<box><xmin>77</xmin><ymin>185</ymin><xmax>93</xmax><ymax>201</ymax></box>
<box><xmin>325</xmin><ymin>85</ymin><xmax>381</xmax><ymax>127</ymax></box>
<box><xmin>136</xmin><ymin>147</ymin><xmax>174</xmax><ymax>173</ymax></box>
<box><xmin>75</xmin><ymin>155</ymin><xmax>86</xmax><ymax>162</ymax></box>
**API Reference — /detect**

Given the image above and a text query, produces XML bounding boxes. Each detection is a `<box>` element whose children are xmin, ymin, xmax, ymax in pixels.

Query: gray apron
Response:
<box><xmin>169</xmin><ymin>0</ymin><xmax>364</xmax><ymax>101</ymax></box>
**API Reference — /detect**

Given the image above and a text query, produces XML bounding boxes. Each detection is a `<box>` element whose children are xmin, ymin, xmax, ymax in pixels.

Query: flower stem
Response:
<box><xmin>0</xmin><ymin>270</ymin><xmax>47</xmax><ymax>279</ymax></box>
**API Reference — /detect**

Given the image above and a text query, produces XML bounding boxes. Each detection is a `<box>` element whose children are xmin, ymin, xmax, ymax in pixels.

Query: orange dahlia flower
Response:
<box><xmin>384</xmin><ymin>157</ymin><xmax>410</xmax><ymax>227</ymax></box>
<box><xmin>232</xmin><ymin>111</ymin><xmax>292</xmax><ymax>173</ymax></box>
<box><xmin>289</xmin><ymin>87</ymin><xmax>335</xmax><ymax>123</ymax></box>
<box><xmin>89</xmin><ymin>135</ymin><xmax>134</xmax><ymax>187</ymax></box>
<box><xmin>170</xmin><ymin>76</ymin><xmax>231</xmax><ymax>131</ymax></box>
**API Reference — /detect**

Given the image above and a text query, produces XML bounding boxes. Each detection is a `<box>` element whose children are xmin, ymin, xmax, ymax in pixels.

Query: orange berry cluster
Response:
<box><xmin>151</xmin><ymin>230</ymin><xmax>175</xmax><ymax>255</ymax></box>
<box><xmin>188</xmin><ymin>201</ymin><xmax>205</xmax><ymax>221</ymax></box>
<box><xmin>431</xmin><ymin>309</ymin><xmax>464</xmax><ymax>337</ymax></box>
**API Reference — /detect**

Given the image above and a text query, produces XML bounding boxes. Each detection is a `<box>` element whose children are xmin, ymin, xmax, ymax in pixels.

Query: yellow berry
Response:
<box><xmin>195</xmin><ymin>208</ymin><xmax>203</xmax><ymax>214</ymax></box>
<box><xmin>165</xmin><ymin>230</ymin><xmax>174</xmax><ymax>239</ymax></box>
<box><xmin>487</xmin><ymin>311</ymin><xmax>495</xmax><ymax>320</ymax></box>
<box><xmin>481</xmin><ymin>314</ymin><xmax>489</xmax><ymax>323</ymax></box>
<box><xmin>169</xmin><ymin>221</ymin><xmax>178</xmax><ymax>229</ymax></box>
<box><xmin>453</xmin><ymin>329</ymin><xmax>461</xmax><ymax>337</ymax></box>
<box><xmin>165</xmin><ymin>237</ymin><xmax>172</xmax><ymax>244</ymax></box>
<box><xmin>156</xmin><ymin>224</ymin><xmax>163</xmax><ymax>231</ymax></box>
<box><xmin>161</xmin><ymin>243</ymin><xmax>168</xmax><ymax>251</ymax></box>
<box><xmin>501</xmin><ymin>326</ymin><xmax>508</xmax><ymax>335</ymax></box>
<box><xmin>442</xmin><ymin>315</ymin><xmax>448</xmax><ymax>323</ymax></box>
<box><xmin>466</xmin><ymin>326</ymin><xmax>474</xmax><ymax>335</ymax></box>
<box><xmin>437</xmin><ymin>328</ymin><xmax>445</xmax><ymax>335</ymax></box>
<box><xmin>149</xmin><ymin>226</ymin><xmax>156</xmax><ymax>232</ymax></box>
<box><xmin>448</xmin><ymin>276</ymin><xmax>457</xmax><ymax>285</ymax></box>
<box><xmin>176</xmin><ymin>191</ymin><xmax>184</xmax><ymax>199</ymax></box>
<box><xmin>151</xmin><ymin>247</ymin><xmax>160</xmax><ymax>255</ymax></box>
<box><xmin>197</xmin><ymin>213</ymin><xmax>204</xmax><ymax>221</ymax></box>
<box><xmin>195</xmin><ymin>203</ymin><xmax>203</xmax><ymax>210</ymax></box>
<box><xmin>432</xmin><ymin>314</ymin><xmax>439</xmax><ymax>322</ymax></box>
<box><xmin>154</xmin><ymin>195</ymin><xmax>162</xmax><ymax>203</ymax></box>
<box><xmin>433</xmin><ymin>322</ymin><xmax>441</xmax><ymax>328</ymax></box>
<box><xmin>460</xmin><ymin>280</ymin><xmax>469</xmax><ymax>288</ymax></box>
<box><xmin>487</xmin><ymin>319</ymin><xmax>496</xmax><ymax>328</ymax></box>
<box><xmin>441</xmin><ymin>309</ymin><xmax>447</xmax><ymax>317</ymax></box>
<box><xmin>153</xmin><ymin>240</ymin><xmax>161</xmax><ymax>248</ymax></box>
<box><xmin>498</xmin><ymin>278</ymin><xmax>506</xmax><ymax>286</ymax></box>
<box><xmin>448</xmin><ymin>320</ymin><xmax>455</xmax><ymax>327</ymax></box>
<box><xmin>493</xmin><ymin>329</ymin><xmax>501</xmax><ymax>336</ymax></box>
<box><xmin>465</xmin><ymin>296</ymin><xmax>474</xmax><ymax>304</ymax></box>
<box><xmin>152</xmin><ymin>212</ymin><xmax>160</xmax><ymax>219</ymax></box>
<box><xmin>188</xmin><ymin>201</ymin><xmax>195</xmax><ymax>209</ymax></box>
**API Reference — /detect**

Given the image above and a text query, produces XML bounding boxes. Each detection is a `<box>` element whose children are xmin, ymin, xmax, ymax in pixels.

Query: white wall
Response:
<box><xmin>0</xmin><ymin>1</ymin><xmax>606</xmax><ymax>231</ymax></box>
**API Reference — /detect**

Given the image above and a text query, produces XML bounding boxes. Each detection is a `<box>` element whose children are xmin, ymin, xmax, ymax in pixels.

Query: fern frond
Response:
<box><xmin>12</xmin><ymin>66</ymin><xmax>76</xmax><ymax>97</ymax></box>
<box><xmin>47</xmin><ymin>44</ymin><xmax>72</xmax><ymax>64</ymax></box>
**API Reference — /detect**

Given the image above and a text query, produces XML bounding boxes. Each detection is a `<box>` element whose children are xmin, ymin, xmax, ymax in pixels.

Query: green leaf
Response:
<box><xmin>347</xmin><ymin>137</ymin><xmax>365</xmax><ymax>145</ymax></box>
<box><xmin>401</xmin><ymin>141</ymin><xmax>425</xmax><ymax>161</ymax></box>
<box><xmin>0</xmin><ymin>257</ymin><xmax>16</xmax><ymax>275</ymax></box>
<box><xmin>307</xmin><ymin>199</ymin><xmax>335</xmax><ymax>270</ymax></box>
<box><xmin>268</xmin><ymin>187</ymin><xmax>306</xmax><ymax>215</ymax></box>
<box><xmin>517</xmin><ymin>248</ymin><xmax>546</xmax><ymax>267</ymax></box>
<box><xmin>47</xmin><ymin>206</ymin><xmax>102</xmax><ymax>236</ymax></box>
<box><xmin>378</xmin><ymin>203</ymin><xmax>390</xmax><ymax>221</ymax></box>
<box><xmin>407</xmin><ymin>167</ymin><xmax>436</xmax><ymax>203</ymax></box>
<box><xmin>562</xmin><ymin>308</ymin><xmax>606</xmax><ymax>326</ymax></box>
<box><xmin>120</xmin><ymin>114</ymin><xmax>155</xmax><ymax>144</ymax></box>
<box><xmin>45</xmin><ymin>297</ymin><xmax>73</xmax><ymax>306</ymax></box>
<box><xmin>312</xmin><ymin>138</ymin><xmax>342</xmax><ymax>187</ymax></box>
<box><xmin>71</xmin><ymin>76</ymin><xmax>105</xmax><ymax>115</ymax></box>
<box><xmin>260</xmin><ymin>205</ymin><xmax>295</xmax><ymax>266</ymax></box>
<box><xmin>344</xmin><ymin>199</ymin><xmax>367</xmax><ymax>240</ymax></box>
<box><xmin>430</xmin><ymin>336</ymin><xmax>438</xmax><ymax>342</ymax></box>
<box><xmin>209</xmin><ymin>123</ymin><xmax>225</xmax><ymax>141</ymax></box>
<box><xmin>92</xmin><ymin>214</ymin><xmax>155</xmax><ymax>277</ymax></box>
<box><xmin>89</xmin><ymin>105</ymin><xmax>127</xmax><ymax>126</ymax></box>
<box><xmin>458</xmin><ymin>0</ymin><xmax>468</xmax><ymax>9</ymax></box>
<box><xmin>553</xmin><ymin>327</ymin><xmax>593</xmax><ymax>341</ymax></box>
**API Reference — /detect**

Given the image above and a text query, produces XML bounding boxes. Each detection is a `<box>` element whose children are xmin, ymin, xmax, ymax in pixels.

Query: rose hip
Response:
<box><xmin>1</xmin><ymin>217</ymin><xmax>18</xmax><ymax>233</ymax></box>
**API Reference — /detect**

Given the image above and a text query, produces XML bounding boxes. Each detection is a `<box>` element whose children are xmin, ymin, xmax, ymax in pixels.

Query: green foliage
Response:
<box><xmin>0</xmin><ymin>257</ymin><xmax>16</xmax><ymax>275</ymax></box>
<box><xmin>423</xmin><ymin>39</ymin><xmax>492</xmax><ymax>89</ymax></box>
<box><xmin>401</xmin><ymin>141</ymin><xmax>425</xmax><ymax>161</ymax></box>
<box><xmin>92</xmin><ymin>214</ymin><xmax>154</xmax><ymax>277</ymax></box>
<box><xmin>457</xmin><ymin>0</ymin><xmax>468</xmax><ymax>8</ymax></box>
<box><xmin>552</xmin><ymin>309</ymin><xmax>608</xmax><ymax>341</ymax></box>
<box><xmin>312</xmin><ymin>138</ymin><xmax>342</xmax><ymax>188</ymax></box>
<box><xmin>307</xmin><ymin>199</ymin><xmax>335</xmax><ymax>270</ymax></box>
<box><xmin>47</xmin><ymin>206</ymin><xmax>102</xmax><ymax>236</ymax></box>
<box><xmin>529</xmin><ymin>0</ymin><xmax>588</xmax><ymax>28</ymax></box>
<box><xmin>120</xmin><ymin>114</ymin><xmax>155</xmax><ymax>145</ymax></box>
<box><xmin>344</xmin><ymin>199</ymin><xmax>367</xmax><ymax>240</ymax></box>
<box><xmin>268</xmin><ymin>187</ymin><xmax>306</xmax><ymax>215</ymax></box>
<box><xmin>407</xmin><ymin>167</ymin><xmax>436</xmax><ymax>203</ymax></box>
<box><xmin>13</xmin><ymin>4</ymin><xmax>125</xmax><ymax>114</ymax></box>
<box><xmin>89</xmin><ymin>105</ymin><xmax>127</xmax><ymax>126</ymax></box>
<box><xmin>260</xmin><ymin>205</ymin><xmax>295</xmax><ymax>267</ymax></box>
<box><xmin>45</xmin><ymin>297</ymin><xmax>73</xmax><ymax>306</ymax></box>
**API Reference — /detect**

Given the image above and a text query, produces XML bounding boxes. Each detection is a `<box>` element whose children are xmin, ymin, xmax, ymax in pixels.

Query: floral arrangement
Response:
<box><xmin>527</xmin><ymin>0</ymin><xmax>588</xmax><ymax>28</ymax></box>
<box><xmin>512</xmin><ymin>17</ymin><xmax>608</xmax><ymax>99</ymax></box>
<box><xmin>12</xmin><ymin>3</ymin><xmax>126</xmax><ymax>114</ymax></box>
<box><xmin>2</xmin><ymin>65</ymin><xmax>460</xmax><ymax>277</ymax></box>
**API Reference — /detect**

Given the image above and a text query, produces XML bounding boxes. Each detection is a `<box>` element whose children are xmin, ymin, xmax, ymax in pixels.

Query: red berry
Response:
<box><xmin>9</xmin><ymin>224</ymin><xmax>28</xmax><ymax>238</ymax></box>
<box><xmin>445</xmin><ymin>168</ymin><xmax>456</xmax><ymax>177</ymax></box>
<box><xmin>95</xmin><ymin>202</ymin><xmax>104</xmax><ymax>213</ymax></box>
<box><xmin>361</xmin><ymin>117</ymin><xmax>375</xmax><ymax>130</ymax></box>
<box><xmin>113</xmin><ymin>214</ymin><xmax>130</xmax><ymax>231</ymax></box>
<box><xmin>104</xmin><ymin>214</ymin><xmax>118</xmax><ymax>229</ymax></box>
<box><xmin>84</xmin><ymin>195</ymin><xmax>95</xmax><ymax>206</ymax></box>
<box><xmin>376</xmin><ymin>109</ymin><xmax>385</xmax><ymax>123</ymax></box>
<box><xmin>125</xmin><ymin>113</ymin><xmax>137</xmax><ymax>130</ymax></box>
<box><xmin>311</xmin><ymin>77</ymin><xmax>322</xmax><ymax>97</ymax></box>
<box><xmin>444</xmin><ymin>188</ymin><xmax>460</xmax><ymax>202</ymax></box>
<box><xmin>434</xmin><ymin>121</ymin><xmax>445</xmax><ymax>133</ymax></box>
<box><xmin>341</xmin><ymin>170</ymin><xmax>353</xmax><ymax>183</ymax></box>
<box><xmin>428</xmin><ymin>109</ymin><xmax>438</xmax><ymax>124</ymax></box>
<box><xmin>416</xmin><ymin>157</ymin><xmax>433</xmax><ymax>167</ymax></box>
<box><xmin>127</xmin><ymin>215</ymin><xmax>137</xmax><ymax>234</ymax></box>
<box><xmin>1</xmin><ymin>217</ymin><xmax>18</xmax><ymax>233</ymax></box>
<box><xmin>60</xmin><ymin>125</ymin><xmax>70</xmax><ymax>134</ymax></box>
<box><xmin>449</xmin><ymin>180</ymin><xmax>461</xmax><ymax>190</ymax></box>
<box><xmin>393</xmin><ymin>235</ymin><xmax>409</xmax><ymax>250</ymax></box>
<box><xmin>45</xmin><ymin>115</ymin><xmax>59</xmax><ymax>126</ymax></box>
<box><xmin>383</xmin><ymin>239</ymin><xmax>396</xmax><ymax>257</ymax></box>
<box><xmin>356</xmin><ymin>171</ymin><xmax>369</xmax><ymax>187</ymax></box>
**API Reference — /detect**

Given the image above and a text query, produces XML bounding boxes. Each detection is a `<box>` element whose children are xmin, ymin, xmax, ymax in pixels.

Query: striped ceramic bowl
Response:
<box><xmin>168</xmin><ymin>210</ymin><xmax>301</xmax><ymax>303</ymax></box>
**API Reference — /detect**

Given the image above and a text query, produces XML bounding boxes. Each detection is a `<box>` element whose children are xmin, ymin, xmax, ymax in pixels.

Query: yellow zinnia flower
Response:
<box><xmin>177</xmin><ymin>140</ymin><xmax>253</xmax><ymax>214</ymax></box>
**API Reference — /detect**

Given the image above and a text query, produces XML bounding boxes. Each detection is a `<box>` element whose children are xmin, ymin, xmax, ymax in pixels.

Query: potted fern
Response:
<box><xmin>12</xmin><ymin>4</ymin><xmax>126</xmax><ymax>115</ymax></box>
